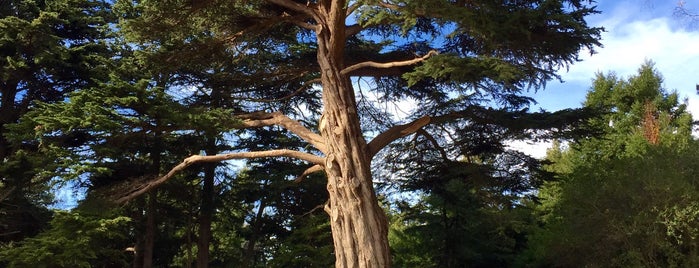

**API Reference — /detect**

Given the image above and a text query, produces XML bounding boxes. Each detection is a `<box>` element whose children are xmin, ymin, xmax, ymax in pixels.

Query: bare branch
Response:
<box><xmin>367</xmin><ymin>116</ymin><xmax>431</xmax><ymax>159</ymax></box>
<box><xmin>675</xmin><ymin>1</ymin><xmax>699</xmax><ymax>21</ymax></box>
<box><xmin>298</xmin><ymin>202</ymin><xmax>327</xmax><ymax>218</ymax></box>
<box><xmin>238</xmin><ymin>78</ymin><xmax>320</xmax><ymax>103</ymax></box>
<box><xmin>289</xmin><ymin>19</ymin><xmax>318</xmax><ymax>30</ymax></box>
<box><xmin>221</xmin><ymin>18</ymin><xmax>278</xmax><ymax>45</ymax></box>
<box><xmin>220</xmin><ymin>13</ymin><xmax>316</xmax><ymax>45</ymax></box>
<box><xmin>376</xmin><ymin>1</ymin><xmax>429</xmax><ymax>16</ymax></box>
<box><xmin>376</xmin><ymin>1</ymin><xmax>400</xmax><ymax>11</ymax></box>
<box><xmin>265</xmin><ymin>0</ymin><xmax>318</xmax><ymax>18</ymax></box>
<box><xmin>341</xmin><ymin>50</ymin><xmax>438</xmax><ymax>76</ymax></box>
<box><xmin>324</xmin><ymin>199</ymin><xmax>331</xmax><ymax>214</ymax></box>
<box><xmin>238</xmin><ymin>112</ymin><xmax>327</xmax><ymax>153</ymax></box>
<box><xmin>281</xmin><ymin>12</ymin><xmax>318</xmax><ymax>30</ymax></box>
<box><xmin>416</xmin><ymin>129</ymin><xmax>449</xmax><ymax>160</ymax></box>
<box><xmin>345</xmin><ymin>24</ymin><xmax>363</xmax><ymax>38</ymax></box>
<box><xmin>0</xmin><ymin>186</ymin><xmax>15</xmax><ymax>202</ymax></box>
<box><xmin>346</xmin><ymin>2</ymin><xmax>361</xmax><ymax>17</ymax></box>
<box><xmin>0</xmin><ymin>231</ymin><xmax>21</xmax><ymax>237</ymax></box>
<box><xmin>194</xmin><ymin>150</ymin><xmax>324</xmax><ymax>164</ymax></box>
<box><xmin>115</xmin><ymin>150</ymin><xmax>325</xmax><ymax>204</ymax></box>
<box><xmin>294</xmin><ymin>164</ymin><xmax>324</xmax><ymax>183</ymax></box>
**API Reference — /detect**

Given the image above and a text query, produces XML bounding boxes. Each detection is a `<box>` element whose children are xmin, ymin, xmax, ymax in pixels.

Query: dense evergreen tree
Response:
<box><xmin>0</xmin><ymin>210</ymin><xmax>132</xmax><ymax>267</ymax></box>
<box><xmin>3</xmin><ymin>28</ymin><xmax>240</xmax><ymax>266</ymax></box>
<box><xmin>525</xmin><ymin>62</ymin><xmax>699</xmax><ymax>267</ymax></box>
<box><xmin>0</xmin><ymin>0</ymin><xmax>113</xmax><ymax>244</ymax></box>
<box><xmin>385</xmin><ymin>131</ymin><xmax>559</xmax><ymax>267</ymax></box>
<box><xmin>109</xmin><ymin>1</ymin><xmax>601</xmax><ymax>266</ymax></box>
<box><xmin>0</xmin><ymin>0</ymin><xmax>609</xmax><ymax>267</ymax></box>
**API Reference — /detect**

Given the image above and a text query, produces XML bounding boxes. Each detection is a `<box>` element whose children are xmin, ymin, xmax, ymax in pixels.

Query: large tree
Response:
<box><xmin>0</xmin><ymin>0</ymin><xmax>112</xmax><ymax>243</ymax></box>
<box><xmin>103</xmin><ymin>0</ymin><xmax>601</xmax><ymax>266</ymax></box>
<box><xmin>525</xmin><ymin>62</ymin><xmax>698</xmax><ymax>266</ymax></box>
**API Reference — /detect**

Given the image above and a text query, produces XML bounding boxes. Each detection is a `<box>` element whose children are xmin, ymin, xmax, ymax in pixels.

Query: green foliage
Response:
<box><xmin>388</xmin><ymin>158</ymin><xmax>538</xmax><ymax>268</ymax></box>
<box><xmin>0</xmin><ymin>210</ymin><xmax>132</xmax><ymax>268</ymax></box>
<box><xmin>1</xmin><ymin>0</ymin><xmax>113</xmax><ymax>244</ymax></box>
<box><xmin>578</xmin><ymin>61</ymin><xmax>693</xmax><ymax>158</ymax></box>
<box><xmin>525</xmin><ymin>62</ymin><xmax>699</xmax><ymax>267</ymax></box>
<box><xmin>3</xmin><ymin>0</ymin><xmax>604</xmax><ymax>266</ymax></box>
<box><xmin>0</xmin><ymin>0</ymin><xmax>111</xmax><ymax>86</ymax></box>
<box><xmin>359</xmin><ymin>0</ymin><xmax>602</xmax><ymax>98</ymax></box>
<box><xmin>269</xmin><ymin>212</ymin><xmax>334</xmax><ymax>268</ymax></box>
<box><xmin>529</xmin><ymin>144</ymin><xmax>699</xmax><ymax>267</ymax></box>
<box><xmin>222</xmin><ymin>132</ymin><xmax>333</xmax><ymax>267</ymax></box>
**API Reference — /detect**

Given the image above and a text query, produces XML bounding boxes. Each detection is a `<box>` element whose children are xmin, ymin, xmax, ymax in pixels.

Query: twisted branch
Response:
<box><xmin>238</xmin><ymin>111</ymin><xmax>327</xmax><ymax>153</ymax></box>
<box><xmin>341</xmin><ymin>50</ymin><xmax>438</xmax><ymax>76</ymax></box>
<box><xmin>115</xmin><ymin>150</ymin><xmax>325</xmax><ymax>204</ymax></box>
<box><xmin>367</xmin><ymin>116</ymin><xmax>431</xmax><ymax>159</ymax></box>
<box><xmin>294</xmin><ymin>164</ymin><xmax>325</xmax><ymax>183</ymax></box>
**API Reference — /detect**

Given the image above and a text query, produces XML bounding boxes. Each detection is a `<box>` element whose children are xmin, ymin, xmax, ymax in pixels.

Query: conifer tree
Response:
<box><xmin>108</xmin><ymin>1</ymin><xmax>602</xmax><ymax>266</ymax></box>
<box><xmin>0</xmin><ymin>0</ymin><xmax>112</xmax><ymax>243</ymax></box>
<box><xmin>526</xmin><ymin>62</ymin><xmax>699</xmax><ymax>267</ymax></box>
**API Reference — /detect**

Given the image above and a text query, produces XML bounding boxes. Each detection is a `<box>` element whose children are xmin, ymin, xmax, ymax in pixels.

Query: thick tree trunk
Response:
<box><xmin>142</xmin><ymin>130</ymin><xmax>163</xmax><ymax>268</ymax></box>
<box><xmin>132</xmin><ymin>201</ymin><xmax>144</xmax><ymax>268</ymax></box>
<box><xmin>186</xmin><ymin>216</ymin><xmax>194</xmax><ymax>268</ymax></box>
<box><xmin>315</xmin><ymin>3</ymin><xmax>391</xmax><ymax>267</ymax></box>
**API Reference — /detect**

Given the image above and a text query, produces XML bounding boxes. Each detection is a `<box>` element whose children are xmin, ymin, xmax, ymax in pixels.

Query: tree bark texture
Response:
<box><xmin>316</xmin><ymin>2</ymin><xmax>391</xmax><ymax>267</ymax></box>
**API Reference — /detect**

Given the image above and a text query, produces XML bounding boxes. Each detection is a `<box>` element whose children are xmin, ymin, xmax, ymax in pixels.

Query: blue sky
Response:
<box><xmin>510</xmin><ymin>0</ymin><xmax>699</xmax><ymax>157</ymax></box>
<box><xmin>534</xmin><ymin>0</ymin><xmax>699</xmax><ymax>111</ymax></box>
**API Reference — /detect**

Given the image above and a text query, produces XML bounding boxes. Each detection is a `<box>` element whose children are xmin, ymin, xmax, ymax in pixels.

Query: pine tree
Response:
<box><xmin>108</xmin><ymin>1</ymin><xmax>602</xmax><ymax>266</ymax></box>
<box><xmin>0</xmin><ymin>0</ymin><xmax>113</xmax><ymax>243</ymax></box>
<box><xmin>526</xmin><ymin>62</ymin><xmax>699</xmax><ymax>266</ymax></box>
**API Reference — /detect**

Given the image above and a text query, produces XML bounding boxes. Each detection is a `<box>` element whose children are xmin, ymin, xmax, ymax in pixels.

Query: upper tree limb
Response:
<box><xmin>237</xmin><ymin>111</ymin><xmax>327</xmax><ymax>154</ymax></box>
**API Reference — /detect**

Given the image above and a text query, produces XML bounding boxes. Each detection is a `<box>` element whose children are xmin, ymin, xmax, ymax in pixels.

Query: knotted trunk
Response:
<box><xmin>315</xmin><ymin>3</ymin><xmax>391</xmax><ymax>267</ymax></box>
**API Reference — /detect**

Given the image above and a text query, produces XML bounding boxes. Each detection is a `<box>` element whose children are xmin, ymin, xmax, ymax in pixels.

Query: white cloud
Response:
<box><xmin>519</xmin><ymin>8</ymin><xmax>699</xmax><ymax>158</ymax></box>
<box><xmin>564</xmin><ymin>18</ymin><xmax>699</xmax><ymax>87</ymax></box>
<box><xmin>569</xmin><ymin>15</ymin><xmax>699</xmax><ymax>121</ymax></box>
<box><xmin>552</xmin><ymin>5</ymin><xmax>699</xmax><ymax>120</ymax></box>
<box><xmin>506</xmin><ymin>140</ymin><xmax>550</xmax><ymax>159</ymax></box>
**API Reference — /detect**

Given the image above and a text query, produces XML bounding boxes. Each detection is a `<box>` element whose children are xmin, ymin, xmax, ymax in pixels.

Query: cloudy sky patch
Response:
<box><xmin>515</xmin><ymin>1</ymin><xmax>699</xmax><ymax>157</ymax></box>
<box><xmin>537</xmin><ymin>2</ymin><xmax>699</xmax><ymax>107</ymax></box>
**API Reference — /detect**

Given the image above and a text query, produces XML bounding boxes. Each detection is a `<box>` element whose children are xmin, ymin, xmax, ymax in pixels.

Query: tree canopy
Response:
<box><xmin>106</xmin><ymin>1</ymin><xmax>601</xmax><ymax>266</ymax></box>
<box><xmin>16</xmin><ymin>1</ymin><xmax>699</xmax><ymax>268</ymax></box>
<box><xmin>0</xmin><ymin>0</ymin><xmax>113</xmax><ymax>244</ymax></box>
<box><xmin>524</xmin><ymin>62</ymin><xmax>699</xmax><ymax>267</ymax></box>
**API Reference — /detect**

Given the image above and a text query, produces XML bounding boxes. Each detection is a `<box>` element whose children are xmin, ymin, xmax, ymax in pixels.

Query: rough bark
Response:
<box><xmin>115</xmin><ymin>2</ymin><xmax>438</xmax><ymax>266</ymax></box>
<box><xmin>186</xmin><ymin>216</ymin><xmax>194</xmax><ymax>268</ymax></box>
<box><xmin>132</xmin><ymin>201</ymin><xmax>144</xmax><ymax>268</ymax></box>
<box><xmin>315</xmin><ymin>1</ymin><xmax>391</xmax><ymax>267</ymax></box>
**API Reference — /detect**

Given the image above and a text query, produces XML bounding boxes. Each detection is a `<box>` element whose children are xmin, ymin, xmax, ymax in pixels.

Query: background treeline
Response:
<box><xmin>1</xmin><ymin>0</ymin><xmax>697</xmax><ymax>267</ymax></box>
